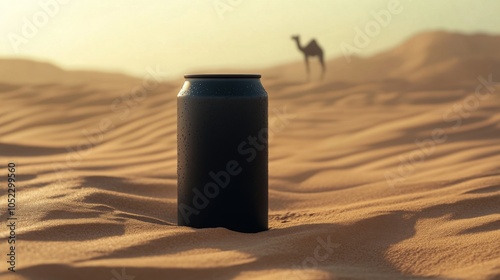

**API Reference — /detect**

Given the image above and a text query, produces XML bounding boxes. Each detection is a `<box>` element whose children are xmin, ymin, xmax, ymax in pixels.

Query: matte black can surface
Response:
<box><xmin>177</xmin><ymin>74</ymin><xmax>268</xmax><ymax>233</ymax></box>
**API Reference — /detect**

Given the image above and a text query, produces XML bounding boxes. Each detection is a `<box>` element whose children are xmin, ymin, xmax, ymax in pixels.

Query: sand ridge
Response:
<box><xmin>0</xmin><ymin>31</ymin><xmax>499</xmax><ymax>279</ymax></box>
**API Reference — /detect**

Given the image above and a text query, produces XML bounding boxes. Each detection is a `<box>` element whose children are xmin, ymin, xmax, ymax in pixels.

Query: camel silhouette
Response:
<box><xmin>291</xmin><ymin>35</ymin><xmax>325</xmax><ymax>80</ymax></box>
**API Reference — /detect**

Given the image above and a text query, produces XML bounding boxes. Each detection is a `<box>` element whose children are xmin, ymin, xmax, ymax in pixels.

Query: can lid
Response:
<box><xmin>184</xmin><ymin>74</ymin><xmax>261</xmax><ymax>79</ymax></box>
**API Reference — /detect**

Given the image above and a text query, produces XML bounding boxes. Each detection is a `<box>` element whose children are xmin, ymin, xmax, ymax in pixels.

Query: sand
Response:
<box><xmin>0</xmin><ymin>31</ymin><xmax>499</xmax><ymax>280</ymax></box>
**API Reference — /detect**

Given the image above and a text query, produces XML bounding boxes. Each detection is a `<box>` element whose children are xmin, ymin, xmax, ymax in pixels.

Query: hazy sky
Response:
<box><xmin>1</xmin><ymin>0</ymin><xmax>499</xmax><ymax>78</ymax></box>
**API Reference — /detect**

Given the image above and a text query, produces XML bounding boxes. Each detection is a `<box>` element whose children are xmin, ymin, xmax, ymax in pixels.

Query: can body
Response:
<box><xmin>177</xmin><ymin>74</ymin><xmax>268</xmax><ymax>233</ymax></box>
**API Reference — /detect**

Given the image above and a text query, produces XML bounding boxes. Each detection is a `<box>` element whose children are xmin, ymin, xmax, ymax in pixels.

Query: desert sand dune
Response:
<box><xmin>0</xmin><ymin>31</ymin><xmax>499</xmax><ymax>280</ymax></box>
<box><xmin>0</xmin><ymin>58</ymin><xmax>142</xmax><ymax>86</ymax></box>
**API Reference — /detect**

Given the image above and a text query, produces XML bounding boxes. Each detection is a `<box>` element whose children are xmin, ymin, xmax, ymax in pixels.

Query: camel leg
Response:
<box><xmin>304</xmin><ymin>55</ymin><xmax>310</xmax><ymax>81</ymax></box>
<box><xmin>319</xmin><ymin>53</ymin><xmax>325</xmax><ymax>80</ymax></box>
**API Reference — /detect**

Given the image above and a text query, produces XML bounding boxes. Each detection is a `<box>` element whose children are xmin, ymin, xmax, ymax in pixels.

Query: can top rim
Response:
<box><xmin>184</xmin><ymin>74</ymin><xmax>261</xmax><ymax>79</ymax></box>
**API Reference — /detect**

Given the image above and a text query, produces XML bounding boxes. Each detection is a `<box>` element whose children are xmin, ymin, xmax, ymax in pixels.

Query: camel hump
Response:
<box><xmin>307</xmin><ymin>39</ymin><xmax>322</xmax><ymax>52</ymax></box>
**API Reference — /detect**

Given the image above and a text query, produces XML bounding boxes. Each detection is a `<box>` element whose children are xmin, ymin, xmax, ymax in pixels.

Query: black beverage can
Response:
<box><xmin>177</xmin><ymin>74</ymin><xmax>268</xmax><ymax>233</ymax></box>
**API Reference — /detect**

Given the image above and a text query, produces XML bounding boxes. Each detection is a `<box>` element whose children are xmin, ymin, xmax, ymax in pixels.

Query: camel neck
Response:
<box><xmin>294</xmin><ymin>39</ymin><xmax>303</xmax><ymax>51</ymax></box>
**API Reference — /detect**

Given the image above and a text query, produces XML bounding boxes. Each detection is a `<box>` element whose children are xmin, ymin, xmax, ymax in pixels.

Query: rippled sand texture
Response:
<box><xmin>0</xmin><ymin>31</ymin><xmax>499</xmax><ymax>280</ymax></box>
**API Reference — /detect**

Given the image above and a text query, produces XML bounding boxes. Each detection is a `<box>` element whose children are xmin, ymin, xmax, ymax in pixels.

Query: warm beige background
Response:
<box><xmin>1</xmin><ymin>0</ymin><xmax>500</xmax><ymax>77</ymax></box>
